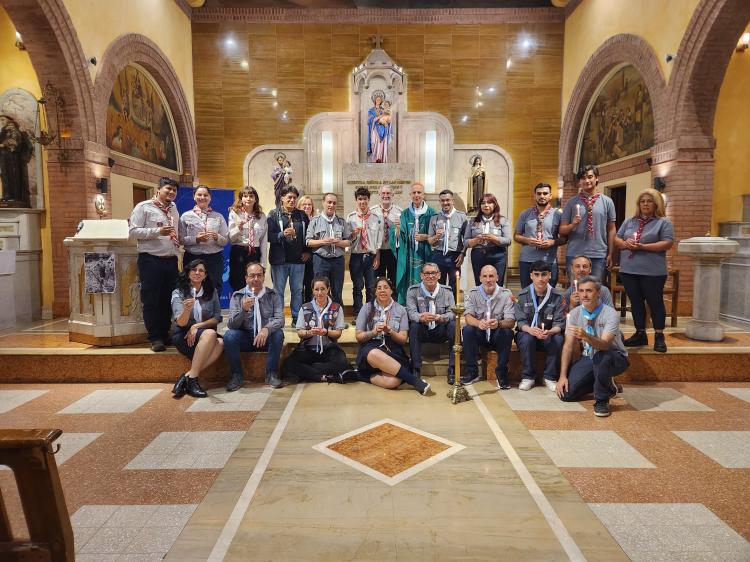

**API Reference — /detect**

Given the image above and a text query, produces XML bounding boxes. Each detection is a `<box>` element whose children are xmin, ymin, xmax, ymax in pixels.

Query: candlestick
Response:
<box><xmin>447</xmin><ymin>282</ymin><xmax>470</xmax><ymax>405</ymax></box>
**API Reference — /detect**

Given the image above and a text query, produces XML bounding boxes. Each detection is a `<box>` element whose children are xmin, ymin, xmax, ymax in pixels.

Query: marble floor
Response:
<box><xmin>3</xmin><ymin>377</ymin><xmax>748</xmax><ymax>560</ymax></box>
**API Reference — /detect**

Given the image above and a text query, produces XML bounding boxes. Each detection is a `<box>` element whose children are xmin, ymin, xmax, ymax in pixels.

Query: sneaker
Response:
<box><xmin>496</xmin><ymin>379</ymin><xmax>511</xmax><ymax>390</ymax></box>
<box><xmin>150</xmin><ymin>340</ymin><xmax>166</xmax><ymax>352</ymax></box>
<box><xmin>267</xmin><ymin>372</ymin><xmax>283</xmax><ymax>389</ymax></box>
<box><xmin>519</xmin><ymin>379</ymin><xmax>535</xmax><ymax>391</ymax></box>
<box><xmin>415</xmin><ymin>379</ymin><xmax>431</xmax><ymax>396</ymax></box>
<box><xmin>623</xmin><ymin>330</ymin><xmax>647</xmax><ymax>347</ymax></box>
<box><xmin>593</xmin><ymin>400</ymin><xmax>611</xmax><ymax>417</ymax></box>
<box><xmin>226</xmin><ymin>373</ymin><xmax>244</xmax><ymax>392</ymax></box>
<box><xmin>653</xmin><ymin>332</ymin><xmax>667</xmax><ymax>353</ymax></box>
<box><xmin>543</xmin><ymin>379</ymin><xmax>558</xmax><ymax>392</ymax></box>
<box><xmin>605</xmin><ymin>377</ymin><xmax>618</xmax><ymax>399</ymax></box>
<box><xmin>339</xmin><ymin>368</ymin><xmax>360</xmax><ymax>383</ymax></box>
<box><xmin>461</xmin><ymin>373</ymin><xmax>482</xmax><ymax>385</ymax></box>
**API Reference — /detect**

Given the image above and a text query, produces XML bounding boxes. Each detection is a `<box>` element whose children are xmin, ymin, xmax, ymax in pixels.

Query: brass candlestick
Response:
<box><xmin>447</xmin><ymin>275</ymin><xmax>470</xmax><ymax>405</ymax></box>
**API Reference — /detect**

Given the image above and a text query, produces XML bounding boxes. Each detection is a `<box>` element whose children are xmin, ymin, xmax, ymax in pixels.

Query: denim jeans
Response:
<box><xmin>560</xmin><ymin>350</ymin><xmax>629</xmax><ymax>402</ymax></box>
<box><xmin>222</xmin><ymin>328</ymin><xmax>284</xmax><ymax>376</ymax></box>
<box><xmin>514</xmin><ymin>331</ymin><xmax>563</xmax><ymax>380</ymax></box>
<box><xmin>313</xmin><ymin>254</ymin><xmax>345</xmax><ymax>305</ymax></box>
<box><xmin>471</xmin><ymin>248</ymin><xmax>507</xmax><ymax>287</ymax></box>
<box><xmin>519</xmin><ymin>261</ymin><xmax>558</xmax><ymax>289</ymax></box>
<box><xmin>349</xmin><ymin>253</ymin><xmax>376</xmax><ymax>315</ymax></box>
<box><xmin>270</xmin><ymin>262</ymin><xmax>304</xmax><ymax>319</ymax></box>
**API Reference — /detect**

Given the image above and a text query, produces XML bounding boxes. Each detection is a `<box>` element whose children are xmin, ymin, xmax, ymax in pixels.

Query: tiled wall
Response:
<box><xmin>192</xmin><ymin>22</ymin><xmax>563</xmax><ymax>220</ymax></box>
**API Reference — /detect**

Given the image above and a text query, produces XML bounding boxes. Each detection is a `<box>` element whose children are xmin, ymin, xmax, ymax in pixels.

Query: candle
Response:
<box><xmin>191</xmin><ymin>287</ymin><xmax>197</xmax><ymax>299</ymax></box>
<box><xmin>573</xmin><ymin>279</ymin><xmax>578</xmax><ymax>293</ymax></box>
<box><xmin>576</xmin><ymin>204</ymin><xmax>581</xmax><ymax>218</ymax></box>
<box><xmin>455</xmin><ymin>271</ymin><xmax>462</xmax><ymax>305</ymax></box>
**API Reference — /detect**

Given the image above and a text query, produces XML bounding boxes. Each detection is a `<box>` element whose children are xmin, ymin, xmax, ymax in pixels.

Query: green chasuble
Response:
<box><xmin>390</xmin><ymin>204</ymin><xmax>436</xmax><ymax>304</ymax></box>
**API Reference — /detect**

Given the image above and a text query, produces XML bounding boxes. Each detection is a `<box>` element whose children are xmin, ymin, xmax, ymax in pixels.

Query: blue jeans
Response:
<box><xmin>313</xmin><ymin>254</ymin><xmax>345</xmax><ymax>305</ymax></box>
<box><xmin>515</xmin><ymin>331</ymin><xmax>563</xmax><ymax>381</ymax></box>
<box><xmin>223</xmin><ymin>328</ymin><xmax>284</xmax><ymax>377</ymax></box>
<box><xmin>461</xmin><ymin>325</ymin><xmax>514</xmax><ymax>383</ymax></box>
<box><xmin>567</xmin><ymin>257</ymin><xmax>606</xmax><ymax>283</ymax></box>
<box><xmin>560</xmin><ymin>350</ymin><xmax>629</xmax><ymax>402</ymax></box>
<box><xmin>349</xmin><ymin>253</ymin><xmax>376</xmax><ymax>316</ymax></box>
<box><xmin>471</xmin><ymin>248</ymin><xmax>507</xmax><ymax>286</ymax></box>
<box><xmin>270</xmin><ymin>263</ymin><xmax>304</xmax><ymax>319</ymax></box>
<box><xmin>519</xmin><ymin>261</ymin><xmax>558</xmax><ymax>289</ymax></box>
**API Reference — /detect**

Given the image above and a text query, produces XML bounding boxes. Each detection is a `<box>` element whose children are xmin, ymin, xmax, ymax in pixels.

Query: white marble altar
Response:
<box><xmin>0</xmin><ymin>208</ymin><xmax>42</xmax><ymax>323</ymax></box>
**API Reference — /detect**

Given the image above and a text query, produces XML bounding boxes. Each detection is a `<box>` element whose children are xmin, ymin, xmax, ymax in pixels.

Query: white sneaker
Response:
<box><xmin>519</xmin><ymin>379</ymin><xmax>535</xmax><ymax>391</ymax></box>
<box><xmin>544</xmin><ymin>379</ymin><xmax>558</xmax><ymax>392</ymax></box>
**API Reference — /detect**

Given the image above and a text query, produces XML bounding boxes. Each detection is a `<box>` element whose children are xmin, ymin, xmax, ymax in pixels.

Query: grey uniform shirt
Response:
<box><xmin>295</xmin><ymin>301</ymin><xmax>346</xmax><ymax>351</ymax></box>
<box><xmin>170</xmin><ymin>288</ymin><xmax>222</xmax><ymax>327</ymax></box>
<box><xmin>347</xmin><ymin>210</ymin><xmax>384</xmax><ymax>255</ymax></box>
<box><xmin>228</xmin><ymin>211</ymin><xmax>269</xmax><ymax>267</ymax></box>
<box><xmin>514</xmin><ymin>287</ymin><xmax>566</xmax><ymax>331</ymax></box>
<box><xmin>129</xmin><ymin>199</ymin><xmax>180</xmax><ymax>257</ymax></box>
<box><xmin>562</xmin><ymin>193</ymin><xmax>616</xmax><ymax>259</ymax></box>
<box><xmin>306</xmin><ymin>214</ymin><xmax>352</xmax><ymax>258</ymax></box>
<box><xmin>405</xmin><ymin>283</ymin><xmax>456</xmax><ymax>324</ymax></box>
<box><xmin>370</xmin><ymin>204</ymin><xmax>402</xmax><ymax>250</ymax></box>
<box><xmin>428</xmin><ymin>210</ymin><xmax>468</xmax><ymax>254</ymax></box>
<box><xmin>515</xmin><ymin>207</ymin><xmax>562</xmax><ymax>263</ymax></box>
<box><xmin>616</xmin><ymin>217</ymin><xmax>674</xmax><ymax>276</ymax></box>
<box><xmin>227</xmin><ymin>286</ymin><xmax>284</xmax><ymax>334</ymax></box>
<box><xmin>465</xmin><ymin>217</ymin><xmax>513</xmax><ymax>249</ymax></box>
<box><xmin>464</xmin><ymin>286</ymin><xmax>515</xmax><ymax>322</ymax></box>
<box><xmin>178</xmin><ymin>209</ymin><xmax>229</xmax><ymax>255</ymax></box>
<box><xmin>355</xmin><ymin>300</ymin><xmax>409</xmax><ymax>333</ymax></box>
<box><xmin>563</xmin><ymin>284</ymin><xmax>613</xmax><ymax>311</ymax></box>
<box><xmin>566</xmin><ymin>304</ymin><xmax>628</xmax><ymax>357</ymax></box>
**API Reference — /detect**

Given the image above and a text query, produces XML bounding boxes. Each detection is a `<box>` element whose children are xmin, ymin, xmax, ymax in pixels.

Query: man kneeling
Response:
<box><xmin>556</xmin><ymin>276</ymin><xmax>629</xmax><ymax>417</ymax></box>
<box><xmin>406</xmin><ymin>263</ymin><xmax>456</xmax><ymax>383</ymax></box>
<box><xmin>514</xmin><ymin>261</ymin><xmax>565</xmax><ymax>392</ymax></box>
<box><xmin>224</xmin><ymin>262</ymin><xmax>285</xmax><ymax>390</ymax></box>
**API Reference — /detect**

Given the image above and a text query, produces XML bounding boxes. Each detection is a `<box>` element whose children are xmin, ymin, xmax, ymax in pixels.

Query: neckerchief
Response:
<box><xmin>439</xmin><ymin>208</ymin><xmax>455</xmax><ymax>254</ymax></box>
<box><xmin>409</xmin><ymin>203</ymin><xmax>427</xmax><ymax>252</ymax></box>
<box><xmin>629</xmin><ymin>216</ymin><xmax>654</xmax><ymax>258</ymax></box>
<box><xmin>152</xmin><ymin>197</ymin><xmax>178</xmax><ymax>247</ymax></box>
<box><xmin>534</xmin><ymin>205</ymin><xmax>551</xmax><ymax>241</ymax></box>
<box><xmin>579</xmin><ymin>192</ymin><xmax>601</xmax><ymax>237</ymax></box>
<box><xmin>357</xmin><ymin>209</ymin><xmax>371</xmax><ymax>251</ymax></box>
<box><xmin>323</xmin><ymin>214</ymin><xmax>336</xmax><ymax>255</ymax></box>
<box><xmin>373</xmin><ymin>299</ymin><xmax>394</xmax><ymax>347</ymax></box>
<box><xmin>246</xmin><ymin>286</ymin><xmax>266</xmax><ymax>335</ymax></box>
<box><xmin>478</xmin><ymin>284</ymin><xmax>500</xmax><ymax>342</ymax></box>
<box><xmin>242</xmin><ymin>211</ymin><xmax>255</xmax><ymax>253</ymax></box>
<box><xmin>481</xmin><ymin>215</ymin><xmax>494</xmax><ymax>247</ymax></box>
<box><xmin>380</xmin><ymin>205</ymin><xmax>391</xmax><ymax>245</ymax></box>
<box><xmin>581</xmin><ymin>303</ymin><xmax>604</xmax><ymax>357</ymax></box>
<box><xmin>420</xmin><ymin>282</ymin><xmax>440</xmax><ymax>330</ymax></box>
<box><xmin>193</xmin><ymin>205</ymin><xmax>213</xmax><ymax>234</ymax></box>
<box><xmin>311</xmin><ymin>297</ymin><xmax>332</xmax><ymax>354</ymax></box>
<box><xmin>530</xmin><ymin>284</ymin><xmax>552</xmax><ymax>328</ymax></box>
<box><xmin>190</xmin><ymin>286</ymin><xmax>204</xmax><ymax>324</ymax></box>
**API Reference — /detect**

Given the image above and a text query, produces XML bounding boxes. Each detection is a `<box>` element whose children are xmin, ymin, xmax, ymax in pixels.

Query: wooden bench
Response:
<box><xmin>609</xmin><ymin>266</ymin><xmax>680</xmax><ymax>328</ymax></box>
<box><xmin>0</xmin><ymin>428</ymin><xmax>74</xmax><ymax>562</ymax></box>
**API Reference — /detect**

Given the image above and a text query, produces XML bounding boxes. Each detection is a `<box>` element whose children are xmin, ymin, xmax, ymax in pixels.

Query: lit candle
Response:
<box><xmin>573</xmin><ymin>279</ymin><xmax>578</xmax><ymax>293</ymax></box>
<box><xmin>455</xmin><ymin>271</ymin><xmax>462</xmax><ymax>305</ymax></box>
<box><xmin>576</xmin><ymin>204</ymin><xmax>581</xmax><ymax>218</ymax></box>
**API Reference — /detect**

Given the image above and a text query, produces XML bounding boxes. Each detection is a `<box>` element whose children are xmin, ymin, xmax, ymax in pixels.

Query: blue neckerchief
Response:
<box><xmin>529</xmin><ymin>284</ymin><xmax>552</xmax><ymax>328</ymax></box>
<box><xmin>581</xmin><ymin>303</ymin><xmax>604</xmax><ymax>356</ymax></box>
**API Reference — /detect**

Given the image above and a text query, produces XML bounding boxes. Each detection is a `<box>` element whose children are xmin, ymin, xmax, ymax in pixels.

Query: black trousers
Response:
<box><xmin>229</xmin><ymin>244</ymin><xmax>262</xmax><ymax>292</ymax></box>
<box><xmin>375</xmin><ymin>249</ymin><xmax>397</xmax><ymax>288</ymax></box>
<box><xmin>184</xmin><ymin>251</ymin><xmax>224</xmax><ymax>293</ymax></box>
<box><xmin>302</xmin><ymin>258</ymin><xmax>314</xmax><ymax>303</ymax></box>
<box><xmin>137</xmin><ymin>253</ymin><xmax>178</xmax><ymax>343</ymax></box>
<box><xmin>313</xmin><ymin>254</ymin><xmax>345</xmax><ymax>305</ymax></box>
<box><xmin>515</xmin><ymin>331</ymin><xmax>563</xmax><ymax>381</ymax></box>
<box><xmin>431</xmin><ymin>250</ymin><xmax>461</xmax><ymax>294</ymax></box>
<box><xmin>620</xmin><ymin>273</ymin><xmax>667</xmax><ymax>330</ymax></box>
<box><xmin>408</xmin><ymin>321</ymin><xmax>455</xmax><ymax>376</ymax></box>
<box><xmin>282</xmin><ymin>345</ymin><xmax>350</xmax><ymax>381</ymax></box>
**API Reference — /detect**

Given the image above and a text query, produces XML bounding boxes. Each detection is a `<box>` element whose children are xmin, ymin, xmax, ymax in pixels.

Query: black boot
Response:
<box><xmin>653</xmin><ymin>332</ymin><xmax>667</xmax><ymax>353</ymax></box>
<box><xmin>186</xmin><ymin>376</ymin><xmax>208</xmax><ymax>398</ymax></box>
<box><xmin>172</xmin><ymin>373</ymin><xmax>187</xmax><ymax>398</ymax></box>
<box><xmin>623</xmin><ymin>330</ymin><xmax>648</xmax><ymax>347</ymax></box>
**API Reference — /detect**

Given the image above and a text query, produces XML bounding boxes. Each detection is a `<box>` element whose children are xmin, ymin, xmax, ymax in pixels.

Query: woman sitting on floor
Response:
<box><xmin>354</xmin><ymin>277</ymin><xmax>431</xmax><ymax>395</ymax></box>
<box><xmin>282</xmin><ymin>275</ymin><xmax>352</xmax><ymax>384</ymax></box>
<box><xmin>171</xmin><ymin>259</ymin><xmax>223</xmax><ymax>399</ymax></box>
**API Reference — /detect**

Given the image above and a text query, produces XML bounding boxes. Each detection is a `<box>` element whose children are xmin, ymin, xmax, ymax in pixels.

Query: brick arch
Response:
<box><xmin>94</xmin><ymin>34</ymin><xmax>197</xmax><ymax>178</ymax></box>
<box><xmin>664</xmin><ymin>0</ymin><xmax>750</xmax><ymax>141</ymax></box>
<box><xmin>558</xmin><ymin>34</ymin><xmax>667</xmax><ymax>185</ymax></box>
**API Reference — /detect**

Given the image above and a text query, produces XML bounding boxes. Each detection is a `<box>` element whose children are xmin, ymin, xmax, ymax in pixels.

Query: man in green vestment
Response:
<box><xmin>391</xmin><ymin>182</ymin><xmax>436</xmax><ymax>304</ymax></box>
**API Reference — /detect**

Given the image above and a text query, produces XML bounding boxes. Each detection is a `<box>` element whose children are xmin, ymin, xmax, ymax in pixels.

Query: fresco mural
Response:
<box><xmin>578</xmin><ymin>65</ymin><xmax>654</xmax><ymax>167</ymax></box>
<box><xmin>106</xmin><ymin>65</ymin><xmax>178</xmax><ymax>171</ymax></box>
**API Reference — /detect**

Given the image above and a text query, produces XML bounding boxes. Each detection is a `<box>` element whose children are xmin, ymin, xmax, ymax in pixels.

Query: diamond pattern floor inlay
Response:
<box><xmin>313</xmin><ymin>419</ymin><xmax>465</xmax><ymax>486</ymax></box>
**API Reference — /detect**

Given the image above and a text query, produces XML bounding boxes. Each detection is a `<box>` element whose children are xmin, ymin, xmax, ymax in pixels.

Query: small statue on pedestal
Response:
<box><xmin>0</xmin><ymin>116</ymin><xmax>33</xmax><ymax>208</ymax></box>
<box><xmin>467</xmin><ymin>154</ymin><xmax>486</xmax><ymax>213</ymax></box>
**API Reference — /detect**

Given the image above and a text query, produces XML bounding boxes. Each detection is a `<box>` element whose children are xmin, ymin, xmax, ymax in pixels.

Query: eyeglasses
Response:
<box><xmin>246</xmin><ymin>273</ymin><xmax>264</xmax><ymax>278</ymax></box>
<box><xmin>422</xmin><ymin>271</ymin><xmax>440</xmax><ymax>276</ymax></box>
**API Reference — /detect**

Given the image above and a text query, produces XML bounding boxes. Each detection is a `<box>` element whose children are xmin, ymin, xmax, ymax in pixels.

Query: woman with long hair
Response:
<box><xmin>170</xmin><ymin>259</ymin><xmax>224</xmax><ymax>399</ymax></box>
<box><xmin>613</xmin><ymin>188</ymin><xmax>674</xmax><ymax>352</ymax></box>
<box><xmin>465</xmin><ymin>193</ymin><xmax>512</xmax><ymax>286</ymax></box>
<box><xmin>178</xmin><ymin>185</ymin><xmax>229</xmax><ymax>292</ymax></box>
<box><xmin>297</xmin><ymin>194</ymin><xmax>315</xmax><ymax>303</ymax></box>
<box><xmin>282</xmin><ymin>275</ymin><xmax>351</xmax><ymax>383</ymax></box>
<box><xmin>228</xmin><ymin>186</ymin><xmax>268</xmax><ymax>291</ymax></box>
<box><xmin>354</xmin><ymin>277</ymin><xmax>430</xmax><ymax>395</ymax></box>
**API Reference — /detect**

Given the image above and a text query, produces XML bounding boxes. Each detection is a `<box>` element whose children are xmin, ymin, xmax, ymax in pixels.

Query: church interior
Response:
<box><xmin>0</xmin><ymin>0</ymin><xmax>749</xmax><ymax>560</ymax></box>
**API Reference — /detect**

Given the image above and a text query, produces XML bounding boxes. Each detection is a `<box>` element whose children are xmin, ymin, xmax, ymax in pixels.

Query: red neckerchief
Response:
<box><xmin>534</xmin><ymin>204</ymin><xmax>551</xmax><ymax>240</ymax></box>
<box><xmin>579</xmin><ymin>193</ymin><xmax>601</xmax><ymax>237</ymax></box>
<box><xmin>152</xmin><ymin>197</ymin><xmax>178</xmax><ymax>246</ymax></box>
<box><xmin>380</xmin><ymin>205</ymin><xmax>391</xmax><ymax>244</ymax></box>
<box><xmin>629</xmin><ymin>216</ymin><xmax>654</xmax><ymax>258</ymax></box>
<box><xmin>193</xmin><ymin>205</ymin><xmax>213</xmax><ymax>233</ymax></box>
<box><xmin>357</xmin><ymin>209</ymin><xmax>371</xmax><ymax>251</ymax></box>
<box><xmin>242</xmin><ymin>210</ymin><xmax>257</xmax><ymax>254</ymax></box>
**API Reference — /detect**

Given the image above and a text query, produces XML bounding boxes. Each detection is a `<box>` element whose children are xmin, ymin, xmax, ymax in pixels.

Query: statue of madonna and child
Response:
<box><xmin>366</xmin><ymin>90</ymin><xmax>393</xmax><ymax>164</ymax></box>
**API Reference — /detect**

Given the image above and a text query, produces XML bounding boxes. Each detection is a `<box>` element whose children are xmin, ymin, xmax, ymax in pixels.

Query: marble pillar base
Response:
<box><xmin>685</xmin><ymin>319</ymin><xmax>725</xmax><ymax>342</ymax></box>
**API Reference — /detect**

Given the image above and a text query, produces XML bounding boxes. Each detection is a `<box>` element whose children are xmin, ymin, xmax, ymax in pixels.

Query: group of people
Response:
<box><xmin>129</xmin><ymin>163</ymin><xmax>674</xmax><ymax>417</ymax></box>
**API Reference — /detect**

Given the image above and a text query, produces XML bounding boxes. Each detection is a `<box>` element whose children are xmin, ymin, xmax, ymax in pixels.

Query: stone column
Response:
<box><xmin>677</xmin><ymin>236</ymin><xmax>739</xmax><ymax>341</ymax></box>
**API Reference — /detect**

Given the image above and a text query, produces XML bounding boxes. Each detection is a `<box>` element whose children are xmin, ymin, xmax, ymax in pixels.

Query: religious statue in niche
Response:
<box><xmin>467</xmin><ymin>154</ymin><xmax>487</xmax><ymax>213</ymax></box>
<box><xmin>271</xmin><ymin>151</ymin><xmax>293</xmax><ymax>206</ymax></box>
<box><xmin>0</xmin><ymin>115</ymin><xmax>33</xmax><ymax>207</ymax></box>
<box><xmin>367</xmin><ymin>90</ymin><xmax>393</xmax><ymax>163</ymax></box>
